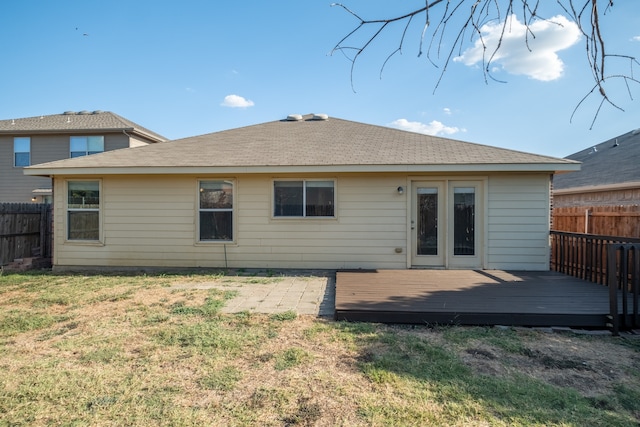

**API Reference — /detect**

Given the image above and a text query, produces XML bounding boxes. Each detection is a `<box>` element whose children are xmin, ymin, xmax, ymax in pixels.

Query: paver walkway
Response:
<box><xmin>171</xmin><ymin>272</ymin><xmax>335</xmax><ymax>316</ymax></box>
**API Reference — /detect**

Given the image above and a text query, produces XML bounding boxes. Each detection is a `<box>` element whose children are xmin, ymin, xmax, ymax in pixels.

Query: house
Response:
<box><xmin>24</xmin><ymin>114</ymin><xmax>579</xmax><ymax>272</ymax></box>
<box><xmin>0</xmin><ymin>111</ymin><xmax>167</xmax><ymax>203</ymax></box>
<box><xmin>553</xmin><ymin>128</ymin><xmax>640</xmax><ymax>207</ymax></box>
<box><xmin>552</xmin><ymin>128</ymin><xmax>640</xmax><ymax>237</ymax></box>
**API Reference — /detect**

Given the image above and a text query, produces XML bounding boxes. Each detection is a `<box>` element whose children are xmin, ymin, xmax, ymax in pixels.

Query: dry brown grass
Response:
<box><xmin>1</xmin><ymin>271</ymin><xmax>639</xmax><ymax>426</ymax></box>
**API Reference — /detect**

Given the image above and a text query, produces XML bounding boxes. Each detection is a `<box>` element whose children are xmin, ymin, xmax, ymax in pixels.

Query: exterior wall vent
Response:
<box><xmin>312</xmin><ymin>113</ymin><xmax>329</xmax><ymax>121</ymax></box>
<box><xmin>286</xmin><ymin>114</ymin><xmax>303</xmax><ymax>121</ymax></box>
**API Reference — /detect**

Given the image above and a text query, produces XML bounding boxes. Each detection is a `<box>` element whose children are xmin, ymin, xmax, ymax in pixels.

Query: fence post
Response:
<box><xmin>559</xmin><ymin>233</ymin><xmax>565</xmax><ymax>273</ymax></box>
<box><xmin>607</xmin><ymin>244</ymin><xmax>620</xmax><ymax>336</ymax></box>
<box><xmin>621</xmin><ymin>246</ymin><xmax>630</xmax><ymax>329</ymax></box>
<box><xmin>42</xmin><ymin>204</ymin><xmax>52</xmax><ymax>259</ymax></box>
<box><xmin>633</xmin><ymin>246</ymin><xmax>640</xmax><ymax>329</ymax></box>
<box><xmin>39</xmin><ymin>203</ymin><xmax>47</xmax><ymax>257</ymax></box>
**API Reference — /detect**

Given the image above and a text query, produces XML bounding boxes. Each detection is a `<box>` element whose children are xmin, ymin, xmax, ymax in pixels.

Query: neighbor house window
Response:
<box><xmin>67</xmin><ymin>181</ymin><xmax>100</xmax><ymax>241</ymax></box>
<box><xmin>14</xmin><ymin>137</ymin><xmax>30</xmax><ymax>167</ymax></box>
<box><xmin>199</xmin><ymin>180</ymin><xmax>233</xmax><ymax>241</ymax></box>
<box><xmin>70</xmin><ymin>136</ymin><xmax>104</xmax><ymax>158</ymax></box>
<box><xmin>273</xmin><ymin>180</ymin><xmax>335</xmax><ymax>217</ymax></box>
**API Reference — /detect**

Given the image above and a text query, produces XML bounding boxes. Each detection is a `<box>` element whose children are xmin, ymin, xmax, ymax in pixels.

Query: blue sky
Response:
<box><xmin>1</xmin><ymin>1</ymin><xmax>639</xmax><ymax>158</ymax></box>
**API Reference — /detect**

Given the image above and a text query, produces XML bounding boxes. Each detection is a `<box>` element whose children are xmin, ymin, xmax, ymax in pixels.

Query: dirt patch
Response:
<box><xmin>454</xmin><ymin>330</ymin><xmax>640</xmax><ymax>398</ymax></box>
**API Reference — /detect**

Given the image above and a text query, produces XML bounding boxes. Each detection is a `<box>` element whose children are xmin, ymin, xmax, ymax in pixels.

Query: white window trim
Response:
<box><xmin>196</xmin><ymin>179</ymin><xmax>236</xmax><ymax>244</ymax></box>
<box><xmin>271</xmin><ymin>178</ymin><xmax>337</xmax><ymax>219</ymax></box>
<box><xmin>65</xmin><ymin>179</ymin><xmax>103</xmax><ymax>245</ymax></box>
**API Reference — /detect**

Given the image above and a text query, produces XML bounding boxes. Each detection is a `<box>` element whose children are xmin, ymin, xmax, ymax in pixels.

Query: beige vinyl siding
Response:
<box><xmin>128</xmin><ymin>135</ymin><xmax>154</xmax><ymax>148</ymax></box>
<box><xmin>52</xmin><ymin>172</ymin><xmax>554</xmax><ymax>271</ymax></box>
<box><xmin>53</xmin><ymin>174</ymin><xmax>408</xmax><ymax>270</ymax></box>
<box><xmin>486</xmin><ymin>174</ymin><xmax>551</xmax><ymax>270</ymax></box>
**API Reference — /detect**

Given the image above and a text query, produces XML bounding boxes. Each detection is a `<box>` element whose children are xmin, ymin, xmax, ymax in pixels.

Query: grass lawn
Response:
<box><xmin>1</xmin><ymin>271</ymin><xmax>639</xmax><ymax>426</ymax></box>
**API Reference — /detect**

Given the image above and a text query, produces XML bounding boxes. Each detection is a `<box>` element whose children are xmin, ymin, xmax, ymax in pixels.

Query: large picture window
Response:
<box><xmin>14</xmin><ymin>137</ymin><xmax>30</xmax><ymax>167</ymax></box>
<box><xmin>67</xmin><ymin>181</ymin><xmax>100</xmax><ymax>241</ymax></box>
<box><xmin>273</xmin><ymin>180</ymin><xmax>335</xmax><ymax>217</ymax></box>
<box><xmin>70</xmin><ymin>136</ymin><xmax>104</xmax><ymax>158</ymax></box>
<box><xmin>199</xmin><ymin>180</ymin><xmax>233</xmax><ymax>241</ymax></box>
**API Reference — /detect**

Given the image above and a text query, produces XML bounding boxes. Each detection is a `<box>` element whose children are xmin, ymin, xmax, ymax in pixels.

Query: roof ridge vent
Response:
<box><xmin>632</xmin><ymin>128</ymin><xmax>640</xmax><ymax>135</ymax></box>
<box><xmin>312</xmin><ymin>113</ymin><xmax>328</xmax><ymax>121</ymax></box>
<box><xmin>286</xmin><ymin>114</ymin><xmax>303</xmax><ymax>121</ymax></box>
<box><xmin>92</xmin><ymin>110</ymin><xmax>104</xmax><ymax>114</ymax></box>
<box><xmin>63</xmin><ymin>111</ymin><xmax>76</xmax><ymax>115</ymax></box>
<box><xmin>78</xmin><ymin>110</ymin><xmax>91</xmax><ymax>115</ymax></box>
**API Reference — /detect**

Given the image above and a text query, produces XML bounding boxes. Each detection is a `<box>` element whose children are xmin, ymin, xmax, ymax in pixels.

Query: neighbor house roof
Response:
<box><xmin>0</xmin><ymin>110</ymin><xmax>167</xmax><ymax>143</ymax></box>
<box><xmin>25</xmin><ymin>114</ymin><xmax>579</xmax><ymax>176</ymax></box>
<box><xmin>553</xmin><ymin>128</ymin><xmax>640</xmax><ymax>193</ymax></box>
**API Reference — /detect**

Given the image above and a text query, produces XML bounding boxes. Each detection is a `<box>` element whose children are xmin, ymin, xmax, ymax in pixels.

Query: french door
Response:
<box><xmin>411</xmin><ymin>182</ymin><xmax>445</xmax><ymax>266</ymax></box>
<box><xmin>411</xmin><ymin>180</ymin><xmax>482</xmax><ymax>268</ymax></box>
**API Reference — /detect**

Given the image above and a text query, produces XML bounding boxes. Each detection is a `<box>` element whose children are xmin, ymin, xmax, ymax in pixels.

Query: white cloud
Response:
<box><xmin>443</xmin><ymin>107</ymin><xmax>452</xmax><ymax>115</ymax></box>
<box><xmin>389</xmin><ymin>119</ymin><xmax>462</xmax><ymax>136</ymax></box>
<box><xmin>633</xmin><ymin>36</ymin><xmax>640</xmax><ymax>42</ymax></box>
<box><xmin>221</xmin><ymin>94</ymin><xmax>254</xmax><ymax>108</ymax></box>
<box><xmin>454</xmin><ymin>14</ymin><xmax>582</xmax><ymax>81</ymax></box>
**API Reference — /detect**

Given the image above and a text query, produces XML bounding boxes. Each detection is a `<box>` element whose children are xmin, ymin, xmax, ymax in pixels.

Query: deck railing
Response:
<box><xmin>550</xmin><ymin>231</ymin><xmax>640</xmax><ymax>334</ymax></box>
<box><xmin>607</xmin><ymin>244</ymin><xmax>640</xmax><ymax>335</ymax></box>
<box><xmin>550</xmin><ymin>231</ymin><xmax>640</xmax><ymax>284</ymax></box>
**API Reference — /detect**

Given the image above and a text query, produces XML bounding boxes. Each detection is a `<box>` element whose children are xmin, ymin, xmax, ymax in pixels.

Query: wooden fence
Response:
<box><xmin>552</xmin><ymin>205</ymin><xmax>640</xmax><ymax>238</ymax></box>
<box><xmin>0</xmin><ymin>203</ymin><xmax>52</xmax><ymax>266</ymax></box>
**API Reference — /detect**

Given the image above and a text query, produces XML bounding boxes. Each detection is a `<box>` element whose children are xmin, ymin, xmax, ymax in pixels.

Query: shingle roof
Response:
<box><xmin>0</xmin><ymin>111</ymin><xmax>167</xmax><ymax>142</ymax></box>
<box><xmin>26</xmin><ymin>114</ymin><xmax>579</xmax><ymax>175</ymax></box>
<box><xmin>553</xmin><ymin>128</ymin><xmax>640</xmax><ymax>190</ymax></box>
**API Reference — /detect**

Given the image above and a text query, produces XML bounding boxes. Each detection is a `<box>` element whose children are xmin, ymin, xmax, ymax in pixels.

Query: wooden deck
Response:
<box><xmin>335</xmin><ymin>270</ymin><xmax>620</xmax><ymax>328</ymax></box>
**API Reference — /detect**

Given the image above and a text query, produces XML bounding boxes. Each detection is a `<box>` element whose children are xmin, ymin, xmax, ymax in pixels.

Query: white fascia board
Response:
<box><xmin>24</xmin><ymin>162</ymin><xmax>580</xmax><ymax>177</ymax></box>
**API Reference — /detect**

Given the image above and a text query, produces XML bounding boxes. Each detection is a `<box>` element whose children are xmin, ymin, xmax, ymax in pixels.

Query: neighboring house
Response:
<box><xmin>553</xmin><ymin>128</ymin><xmax>640</xmax><ymax>207</ymax></box>
<box><xmin>0</xmin><ymin>111</ymin><xmax>167</xmax><ymax>202</ymax></box>
<box><xmin>552</xmin><ymin>128</ymin><xmax>640</xmax><ymax>237</ymax></box>
<box><xmin>25</xmin><ymin>114</ymin><xmax>579</xmax><ymax>271</ymax></box>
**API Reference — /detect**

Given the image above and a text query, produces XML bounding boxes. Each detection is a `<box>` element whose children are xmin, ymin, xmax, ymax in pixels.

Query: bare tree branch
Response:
<box><xmin>330</xmin><ymin>0</ymin><xmax>638</xmax><ymax>124</ymax></box>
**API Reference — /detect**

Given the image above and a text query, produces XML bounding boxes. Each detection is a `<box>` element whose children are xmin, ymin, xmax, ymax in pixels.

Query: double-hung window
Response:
<box><xmin>199</xmin><ymin>180</ymin><xmax>233</xmax><ymax>241</ymax></box>
<box><xmin>70</xmin><ymin>136</ymin><xmax>104</xmax><ymax>158</ymax></box>
<box><xmin>273</xmin><ymin>180</ymin><xmax>335</xmax><ymax>217</ymax></box>
<box><xmin>67</xmin><ymin>181</ymin><xmax>100</xmax><ymax>241</ymax></box>
<box><xmin>14</xmin><ymin>137</ymin><xmax>30</xmax><ymax>167</ymax></box>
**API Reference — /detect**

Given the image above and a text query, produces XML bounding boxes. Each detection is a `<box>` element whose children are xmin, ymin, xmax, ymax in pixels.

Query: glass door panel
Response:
<box><xmin>417</xmin><ymin>188</ymin><xmax>438</xmax><ymax>255</ymax></box>
<box><xmin>412</xmin><ymin>182</ymin><xmax>445</xmax><ymax>267</ymax></box>
<box><xmin>453</xmin><ymin>187</ymin><xmax>475</xmax><ymax>256</ymax></box>
<box><xmin>448</xmin><ymin>182</ymin><xmax>482</xmax><ymax>268</ymax></box>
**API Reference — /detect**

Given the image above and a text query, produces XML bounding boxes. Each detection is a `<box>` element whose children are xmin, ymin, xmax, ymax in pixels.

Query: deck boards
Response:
<box><xmin>335</xmin><ymin>270</ymin><xmax>622</xmax><ymax>327</ymax></box>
